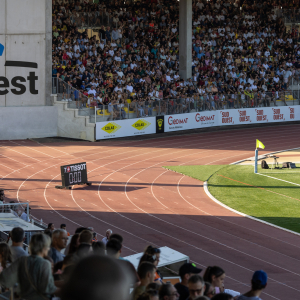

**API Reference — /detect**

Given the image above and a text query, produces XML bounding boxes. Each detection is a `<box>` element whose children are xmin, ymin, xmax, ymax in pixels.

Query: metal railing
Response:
<box><xmin>52</xmin><ymin>77</ymin><xmax>300</xmax><ymax>122</ymax></box>
<box><xmin>52</xmin><ymin>77</ymin><xmax>89</xmax><ymax>111</ymax></box>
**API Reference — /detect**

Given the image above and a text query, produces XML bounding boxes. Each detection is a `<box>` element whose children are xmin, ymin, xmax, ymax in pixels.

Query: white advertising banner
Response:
<box><xmin>165</xmin><ymin>106</ymin><xmax>300</xmax><ymax>132</ymax></box>
<box><xmin>96</xmin><ymin>106</ymin><xmax>300</xmax><ymax>139</ymax></box>
<box><xmin>165</xmin><ymin>111</ymin><xmax>218</xmax><ymax>132</ymax></box>
<box><xmin>96</xmin><ymin>117</ymin><xmax>156</xmax><ymax>140</ymax></box>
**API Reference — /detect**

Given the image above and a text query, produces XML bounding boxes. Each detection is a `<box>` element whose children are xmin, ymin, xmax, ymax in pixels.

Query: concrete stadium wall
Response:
<box><xmin>0</xmin><ymin>0</ymin><xmax>52</xmax><ymax>107</ymax></box>
<box><xmin>54</xmin><ymin>99</ymin><xmax>95</xmax><ymax>142</ymax></box>
<box><xmin>0</xmin><ymin>106</ymin><xmax>58</xmax><ymax>140</ymax></box>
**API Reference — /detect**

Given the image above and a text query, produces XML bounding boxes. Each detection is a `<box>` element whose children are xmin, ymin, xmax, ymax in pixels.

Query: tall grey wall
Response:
<box><xmin>0</xmin><ymin>0</ymin><xmax>57</xmax><ymax>140</ymax></box>
<box><xmin>0</xmin><ymin>0</ymin><xmax>52</xmax><ymax>107</ymax></box>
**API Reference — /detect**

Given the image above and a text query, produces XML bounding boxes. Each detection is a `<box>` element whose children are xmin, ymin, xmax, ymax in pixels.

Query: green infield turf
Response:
<box><xmin>164</xmin><ymin>164</ymin><xmax>300</xmax><ymax>233</ymax></box>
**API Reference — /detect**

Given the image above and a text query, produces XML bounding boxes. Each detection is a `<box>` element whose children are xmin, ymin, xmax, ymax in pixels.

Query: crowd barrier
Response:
<box><xmin>95</xmin><ymin>106</ymin><xmax>300</xmax><ymax>140</ymax></box>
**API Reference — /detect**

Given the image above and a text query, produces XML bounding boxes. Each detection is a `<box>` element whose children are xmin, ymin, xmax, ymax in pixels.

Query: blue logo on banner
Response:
<box><xmin>0</xmin><ymin>44</ymin><xmax>4</xmax><ymax>56</ymax></box>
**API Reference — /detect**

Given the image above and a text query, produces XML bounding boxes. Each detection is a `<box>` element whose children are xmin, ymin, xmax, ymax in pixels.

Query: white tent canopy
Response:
<box><xmin>0</xmin><ymin>213</ymin><xmax>43</xmax><ymax>232</ymax></box>
<box><xmin>124</xmin><ymin>246</ymin><xmax>189</xmax><ymax>271</ymax></box>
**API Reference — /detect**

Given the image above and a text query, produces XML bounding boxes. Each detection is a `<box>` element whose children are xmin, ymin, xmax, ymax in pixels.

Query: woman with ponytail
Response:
<box><xmin>203</xmin><ymin>266</ymin><xmax>240</xmax><ymax>298</ymax></box>
<box><xmin>203</xmin><ymin>266</ymin><xmax>225</xmax><ymax>294</ymax></box>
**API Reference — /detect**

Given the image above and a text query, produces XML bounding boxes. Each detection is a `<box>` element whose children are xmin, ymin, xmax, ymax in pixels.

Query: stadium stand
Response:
<box><xmin>52</xmin><ymin>0</ymin><xmax>300</xmax><ymax>119</ymax></box>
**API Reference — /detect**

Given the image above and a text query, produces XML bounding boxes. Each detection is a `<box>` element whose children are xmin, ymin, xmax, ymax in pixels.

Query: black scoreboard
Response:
<box><xmin>56</xmin><ymin>162</ymin><xmax>90</xmax><ymax>189</ymax></box>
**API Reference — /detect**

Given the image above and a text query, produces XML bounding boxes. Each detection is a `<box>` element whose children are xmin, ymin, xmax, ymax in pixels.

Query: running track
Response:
<box><xmin>1</xmin><ymin>124</ymin><xmax>300</xmax><ymax>300</ymax></box>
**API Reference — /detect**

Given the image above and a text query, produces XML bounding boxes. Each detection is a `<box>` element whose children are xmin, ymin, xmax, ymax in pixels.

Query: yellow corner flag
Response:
<box><xmin>256</xmin><ymin>139</ymin><xmax>265</xmax><ymax>149</ymax></box>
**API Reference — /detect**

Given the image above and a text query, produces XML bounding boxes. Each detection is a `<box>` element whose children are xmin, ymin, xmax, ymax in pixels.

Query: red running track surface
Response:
<box><xmin>1</xmin><ymin>124</ymin><xmax>300</xmax><ymax>300</ymax></box>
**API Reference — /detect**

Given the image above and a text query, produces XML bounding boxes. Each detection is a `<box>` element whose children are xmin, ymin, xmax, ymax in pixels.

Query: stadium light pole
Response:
<box><xmin>179</xmin><ymin>0</ymin><xmax>192</xmax><ymax>80</ymax></box>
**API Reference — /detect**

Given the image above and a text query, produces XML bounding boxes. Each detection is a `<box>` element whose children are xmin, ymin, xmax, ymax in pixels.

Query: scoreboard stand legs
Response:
<box><xmin>55</xmin><ymin>182</ymin><xmax>92</xmax><ymax>190</ymax></box>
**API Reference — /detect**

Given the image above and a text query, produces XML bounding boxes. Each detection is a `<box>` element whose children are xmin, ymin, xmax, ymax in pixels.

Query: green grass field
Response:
<box><xmin>164</xmin><ymin>164</ymin><xmax>300</xmax><ymax>233</ymax></box>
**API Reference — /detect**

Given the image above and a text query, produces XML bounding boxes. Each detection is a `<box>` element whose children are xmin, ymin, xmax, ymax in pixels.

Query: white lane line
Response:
<box><xmin>0</xmin><ymin>163</ymin><xmax>15</xmax><ymax>171</ymax></box>
<box><xmin>0</xmin><ymin>145</ymin><xmax>42</xmax><ymax>162</ymax></box>
<box><xmin>257</xmin><ymin>173</ymin><xmax>300</xmax><ymax>187</ymax></box>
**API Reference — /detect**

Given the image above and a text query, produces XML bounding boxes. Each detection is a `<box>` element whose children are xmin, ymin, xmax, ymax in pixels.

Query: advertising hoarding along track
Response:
<box><xmin>95</xmin><ymin>106</ymin><xmax>300</xmax><ymax>140</ymax></box>
<box><xmin>96</xmin><ymin>117</ymin><xmax>156</xmax><ymax>140</ymax></box>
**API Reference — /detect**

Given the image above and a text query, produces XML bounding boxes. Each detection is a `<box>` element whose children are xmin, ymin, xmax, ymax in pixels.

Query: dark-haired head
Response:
<box><xmin>92</xmin><ymin>241</ymin><xmax>105</xmax><ymax>255</ymax></box>
<box><xmin>47</xmin><ymin>223</ymin><xmax>54</xmax><ymax>230</ymax></box>
<box><xmin>146</xmin><ymin>282</ymin><xmax>160</xmax><ymax>291</ymax></box>
<box><xmin>137</xmin><ymin>262</ymin><xmax>156</xmax><ymax>281</ymax></box>
<box><xmin>203</xmin><ymin>266</ymin><xmax>225</xmax><ymax>288</ymax></box>
<box><xmin>159</xmin><ymin>283</ymin><xmax>178</xmax><ymax>300</ymax></box>
<box><xmin>137</xmin><ymin>289</ymin><xmax>158</xmax><ymax>300</ymax></box>
<box><xmin>109</xmin><ymin>233</ymin><xmax>123</xmax><ymax>244</ymax></box>
<box><xmin>75</xmin><ymin>227</ymin><xmax>90</xmax><ymax>234</ymax></box>
<box><xmin>211</xmin><ymin>293</ymin><xmax>233</xmax><ymax>300</ymax></box>
<box><xmin>106</xmin><ymin>239</ymin><xmax>122</xmax><ymax>257</ymax></box>
<box><xmin>11</xmin><ymin>227</ymin><xmax>25</xmax><ymax>243</ymax></box>
<box><xmin>188</xmin><ymin>275</ymin><xmax>205</xmax><ymax>299</ymax></box>
<box><xmin>204</xmin><ymin>282</ymin><xmax>215</xmax><ymax>298</ymax></box>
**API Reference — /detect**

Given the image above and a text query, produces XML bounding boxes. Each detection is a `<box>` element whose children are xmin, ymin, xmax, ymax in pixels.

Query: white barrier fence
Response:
<box><xmin>96</xmin><ymin>106</ymin><xmax>300</xmax><ymax>140</ymax></box>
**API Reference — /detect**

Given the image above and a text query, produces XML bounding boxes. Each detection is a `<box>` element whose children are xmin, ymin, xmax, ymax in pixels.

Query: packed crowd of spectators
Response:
<box><xmin>52</xmin><ymin>0</ymin><xmax>300</xmax><ymax>116</ymax></box>
<box><xmin>0</xmin><ymin>224</ymin><xmax>268</xmax><ymax>300</ymax></box>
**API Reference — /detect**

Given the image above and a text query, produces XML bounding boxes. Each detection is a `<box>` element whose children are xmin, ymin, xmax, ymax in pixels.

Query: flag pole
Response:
<box><xmin>254</xmin><ymin>141</ymin><xmax>258</xmax><ymax>174</ymax></box>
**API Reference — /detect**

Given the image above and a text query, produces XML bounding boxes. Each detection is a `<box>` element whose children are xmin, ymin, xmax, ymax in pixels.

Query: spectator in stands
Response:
<box><xmin>159</xmin><ymin>283</ymin><xmax>179</xmax><ymax>300</ymax></box>
<box><xmin>203</xmin><ymin>267</ymin><xmax>225</xmax><ymax>294</ymax></box>
<box><xmin>237</xmin><ymin>270</ymin><xmax>267</xmax><ymax>300</ymax></box>
<box><xmin>92</xmin><ymin>241</ymin><xmax>105</xmax><ymax>255</ymax></box>
<box><xmin>133</xmin><ymin>262</ymin><xmax>157</xmax><ymax>300</ymax></box>
<box><xmin>106</xmin><ymin>239</ymin><xmax>140</xmax><ymax>287</ymax></box>
<box><xmin>0</xmin><ymin>243</ymin><xmax>12</xmax><ymax>270</ymax></box>
<box><xmin>204</xmin><ymin>282</ymin><xmax>216</xmax><ymax>299</ymax></box>
<box><xmin>211</xmin><ymin>294</ymin><xmax>233</xmax><ymax>300</ymax></box>
<box><xmin>147</xmin><ymin>283</ymin><xmax>161</xmax><ymax>292</ymax></box>
<box><xmin>44</xmin><ymin>229</ymin><xmax>52</xmax><ymax>239</ymax></box>
<box><xmin>102</xmin><ymin>229</ymin><xmax>112</xmax><ymax>245</ymax></box>
<box><xmin>194</xmin><ymin>297</ymin><xmax>209</xmax><ymax>300</ymax></box>
<box><xmin>109</xmin><ymin>233</ymin><xmax>123</xmax><ymax>244</ymax></box>
<box><xmin>10</xmin><ymin>227</ymin><xmax>28</xmax><ymax>262</ymax></box>
<box><xmin>137</xmin><ymin>289</ymin><xmax>159</xmax><ymax>300</ymax></box>
<box><xmin>49</xmin><ymin>229</ymin><xmax>68</xmax><ymax>263</ymax></box>
<box><xmin>0</xmin><ymin>189</ymin><xmax>4</xmax><ymax>204</ymax></box>
<box><xmin>48</xmin><ymin>223</ymin><xmax>55</xmax><ymax>232</ymax></box>
<box><xmin>20</xmin><ymin>207</ymin><xmax>31</xmax><ymax>222</ymax></box>
<box><xmin>0</xmin><ymin>233</ymin><xmax>58</xmax><ymax>299</ymax></box>
<box><xmin>67</xmin><ymin>233</ymin><xmax>80</xmax><ymax>255</ymax></box>
<box><xmin>187</xmin><ymin>275</ymin><xmax>206</xmax><ymax>300</ymax></box>
<box><xmin>139</xmin><ymin>246</ymin><xmax>162</xmax><ymax>284</ymax></box>
<box><xmin>61</xmin><ymin>255</ymin><xmax>131</xmax><ymax>300</ymax></box>
<box><xmin>60</xmin><ymin>223</ymin><xmax>70</xmax><ymax>236</ymax></box>
<box><xmin>76</xmin><ymin>229</ymin><xmax>93</xmax><ymax>257</ymax></box>
<box><xmin>175</xmin><ymin>263</ymin><xmax>202</xmax><ymax>300</ymax></box>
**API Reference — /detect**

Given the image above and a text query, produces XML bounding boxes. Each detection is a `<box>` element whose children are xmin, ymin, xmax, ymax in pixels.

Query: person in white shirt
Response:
<box><xmin>126</xmin><ymin>83</ymin><xmax>133</xmax><ymax>93</ymax></box>
<box><xmin>101</xmin><ymin>229</ymin><xmax>112</xmax><ymax>245</ymax></box>
<box><xmin>88</xmin><ymin>86</ymin><xmax>96</xmax><ymax>96</ymax></box>
<box><xmin>273</xmin><ymin>75</ymin><xmax>280</xmax><ymax>83</ymax></box>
